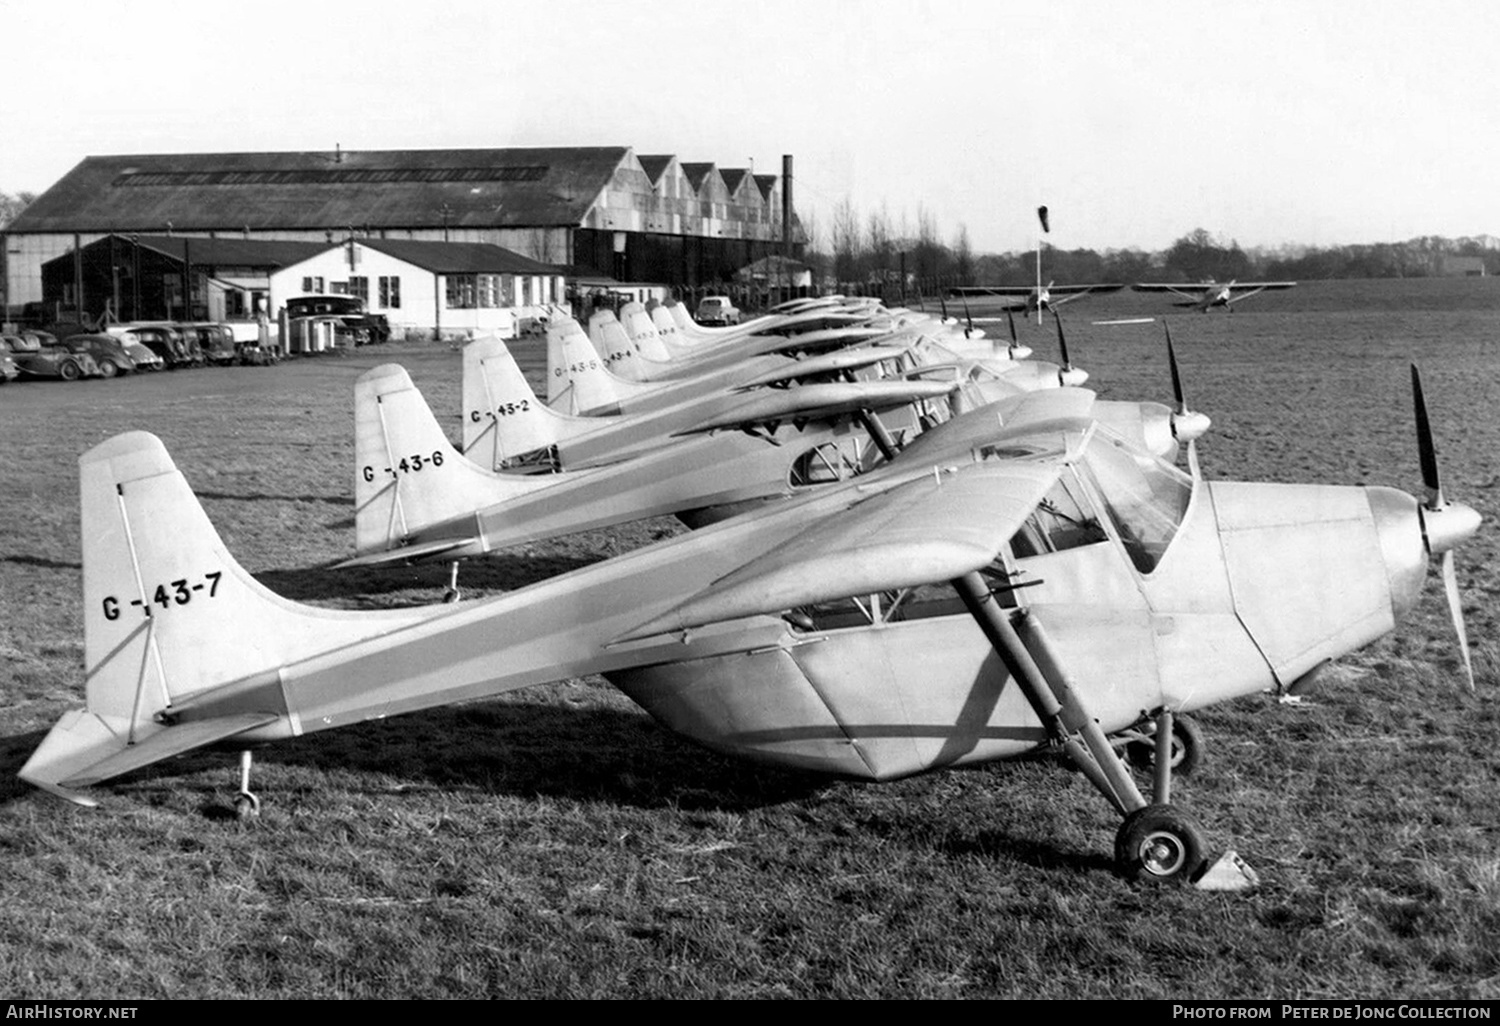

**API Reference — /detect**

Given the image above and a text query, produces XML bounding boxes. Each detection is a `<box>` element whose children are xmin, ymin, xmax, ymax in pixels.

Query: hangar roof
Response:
<box><xmin>357</xmin><ymin>239</ymin><xmax>559</xmax><ymax>274</ymax></box>
<box><xmin>8</xmin><ymin>147</ymin><xmax>632</xmax><ymax>234</ymax></box>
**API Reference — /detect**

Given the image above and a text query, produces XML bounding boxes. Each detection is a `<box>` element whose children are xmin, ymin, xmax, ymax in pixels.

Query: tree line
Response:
<box><xmin>805</xmin><ymin>210</ymin><xmax>1499</xmax><ymax>292</ymax></box>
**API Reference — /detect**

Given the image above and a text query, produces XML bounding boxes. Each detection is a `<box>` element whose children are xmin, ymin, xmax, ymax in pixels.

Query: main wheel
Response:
<box><xmin>1115</xmin><ymin>804</ymin><xmax>1206</xmax><ymax>883</ymax></box>
<box><xmin>59</xmin><ymin>360</ymin><xmax>81</xmax><ymax>381</ymax></box>
<box><xmin>1124</xmin><ymin>714</ymin><xmax>1203</xmax><ymax>777</ymax></box>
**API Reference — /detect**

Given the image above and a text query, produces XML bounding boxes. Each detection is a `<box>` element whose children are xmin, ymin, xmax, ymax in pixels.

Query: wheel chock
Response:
<box><xmin>1193</xmin><ymin>849</ymin><xmax>1261</xmax><ymax>891</ymax></box>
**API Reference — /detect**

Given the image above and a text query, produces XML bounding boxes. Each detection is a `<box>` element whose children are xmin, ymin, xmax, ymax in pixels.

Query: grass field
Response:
<box><xmin>2</xmin><ymin>279</ymin><xmax>1498</xmax><ymax>999</ymax></box>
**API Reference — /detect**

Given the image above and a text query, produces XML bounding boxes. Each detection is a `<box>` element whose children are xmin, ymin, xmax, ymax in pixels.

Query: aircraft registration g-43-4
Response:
<box><xmin>1131</xmin><ymin>279</ymin><xmax>1297</xmax><ymax>312</ymax></box>
<box><xmin>19</xmin><ymin>368</ymin><xmax>1478</xmax><ymax>887</ymax></box>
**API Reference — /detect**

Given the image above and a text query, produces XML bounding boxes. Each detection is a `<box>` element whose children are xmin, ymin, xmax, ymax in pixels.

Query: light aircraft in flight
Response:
<box><xmin>20</xmin><ymin>365</ymin><xmax>1477</xmax><ymax>888</ymax></box>
<box><xmin>1131</xmin><ymin>279</ymin><xmax>1297</xmax><ymax>312</ymax></box>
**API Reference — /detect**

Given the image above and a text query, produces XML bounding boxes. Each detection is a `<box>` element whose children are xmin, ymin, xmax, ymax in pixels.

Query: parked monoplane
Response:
<box><xmin>20</xmin><ymin>365</ymin><xmax>1477</xmax><ymax>889</ymax></box>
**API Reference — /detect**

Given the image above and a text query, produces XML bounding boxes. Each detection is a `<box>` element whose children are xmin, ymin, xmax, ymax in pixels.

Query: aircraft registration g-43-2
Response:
<box><xmin>1131</xmin><ymin>279</ymin><xmax>1298</xmax><ymax>312</ymax></box>
<box><xmin>19</xmin><ymin>368</ymin><xmax>1478</xmax><ymax>888</ymax></box>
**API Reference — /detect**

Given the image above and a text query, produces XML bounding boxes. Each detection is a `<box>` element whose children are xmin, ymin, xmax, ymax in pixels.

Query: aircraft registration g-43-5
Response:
<box><xmin>19</xmin><ymin>364</ymin><xmax>1479</xmax><ymax>887</ymax></box>
<box><xmin>1131</xmin><ymin>279</ymin><xmax>1297</xmax><ymax>312</ymax></box>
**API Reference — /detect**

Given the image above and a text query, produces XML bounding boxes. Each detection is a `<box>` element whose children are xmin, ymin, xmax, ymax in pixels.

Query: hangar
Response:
<box><xmin>2</xmin><ymin>146</ymin><xmax>804</xmax><ymax>318</ymax></box>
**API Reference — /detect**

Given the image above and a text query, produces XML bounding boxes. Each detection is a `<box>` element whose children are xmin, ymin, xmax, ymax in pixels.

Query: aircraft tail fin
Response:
<box><xmin>587</xmin><ymin>309</ymin><xmax>652</xmax><ymax>382</ymax></box>
<box><xmin>460</xmin><ymin>335</ymin><xmax>567</xmax><ymax>470</ymax></box>
<box><xmin>545</xmin><ymin>318</ymin><xmax>629</xmax><ymax>415</ymax></box>
<box><xmin>21</xmin><ymin>432</ymin><xmax>429</xmax><ymax>800</ymax></box>
<box><xmin>619</xmin><ymin>302</ymin><xmax>678</xmax><ymax>362</ymax></box>
<box><xmin>355</xmin><ymin>364</ymin><xmax>553</xmax><ymax>557</ymax></box>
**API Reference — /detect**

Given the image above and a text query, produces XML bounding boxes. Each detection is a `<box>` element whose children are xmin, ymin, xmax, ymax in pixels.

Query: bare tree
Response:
<box><xmin>0</xmin><ymin>190</ymin><xmax>37</xmax><ymax>229</ymax></box>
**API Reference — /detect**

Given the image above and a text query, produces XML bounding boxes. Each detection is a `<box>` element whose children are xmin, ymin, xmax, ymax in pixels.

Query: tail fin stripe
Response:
<box><xmin>373</xmin><ymin>396</ymin><xmax>411</xmax><ymax>542</ymax></box>
<box><xmin>115</xmin><ymin>482</ymin><xmax>172</xmax><ymax>739</ymax></box>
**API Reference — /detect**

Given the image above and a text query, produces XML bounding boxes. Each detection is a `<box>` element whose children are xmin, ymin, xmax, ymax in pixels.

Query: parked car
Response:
<box><xmin>284</xmin><ymin>295</ymin><xmax>390</xmax><ymax>345</ymax></box>
<box><xmin>60</xmin><ymin>334</ymin><xmax>142</xmax><ymax>377</ymax></box>
<box><xmin>2</xmin><ymin>332</ymin><xmax>102</xmax><ymax>380</ymax></box>
<box><xmin>179</xmin><ymin>322</ymin><xmax>238</xmax><ymax>365</ymax></box>
<box><xmin>108</xmin><ymin>323</ymin><xmax>191</xmax><ymax>369</ymax></box>
<box><xmin>694</xmin><ymin>295</ymin><xmax>740</xmax><ymax>326</ymax></box>
<box><xmin>0</xmin><ymin>338</ymin><xmax>19</xmax><ymax>383</ymax></box>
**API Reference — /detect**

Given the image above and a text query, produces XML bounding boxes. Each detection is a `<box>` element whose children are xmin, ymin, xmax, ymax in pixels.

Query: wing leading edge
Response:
<box><xmin>613</xmin><ymin>459</ymin><xmax>1062</xmax><ymax>641</ymax></box>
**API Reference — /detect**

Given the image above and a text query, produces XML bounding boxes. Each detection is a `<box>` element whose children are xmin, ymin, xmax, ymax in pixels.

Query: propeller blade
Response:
<box><xmin>1412</xmin><ymin>363</ymin><xmax>1443</xmax><ymax>508</ymax></box>
<box><xmin>1165</xmin><ymin>321</ymin><xmax>1186</xmax><ymax>412</ymax></box>
<box><xmin>1442</xmin><ymin>550</ymin><xmax>1476</xmax><ymax>691</ymax></box>
<box><xmin>961</xmin><ymin>293</ymin><xmax>974</xmax><ymax>337</ymax></box>
<box><xmin>1052</xmin><ymin>310</ymin><xmax>1072</xmax><ymax>370</ymax></box>
<box><xmin>1006</xmin><ymin>307</ymin><xmax>1018</xmax><ymax>345</ymax></box>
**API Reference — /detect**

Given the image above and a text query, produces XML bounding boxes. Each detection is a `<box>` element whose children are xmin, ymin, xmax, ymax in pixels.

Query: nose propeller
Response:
<box><xmin>1411</xmin><ymin>363</ymin><xmax>1482</xmax><ymax>690</ymax></box>
<box><xmin>1051</xmin><ymin>311</ymin><xmax>1088</xmax><ymax>387</ymax></box>
<box><xmin>1164</xmin><ymin>322</ymin><xmax>1211</xmax><ymax>446</ymax></box>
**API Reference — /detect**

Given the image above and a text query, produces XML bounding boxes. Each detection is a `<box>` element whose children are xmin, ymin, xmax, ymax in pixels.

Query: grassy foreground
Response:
<box><xmin>2</xmin><ymin>280</ymin><xmax>1498</xmax><ymax>998</ymax></box>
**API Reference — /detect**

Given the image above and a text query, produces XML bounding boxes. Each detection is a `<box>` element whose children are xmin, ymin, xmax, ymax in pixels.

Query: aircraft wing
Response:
<box><xmin>1047</xmin><ymin>284</ymin><xmax>1125</xmax><ymax>305</ymax></box>
<box><xmin>1131</xmin><ymin>284</ymin><xmax>1207</xmax><ymax>301</ymax></box>
<box><xmin>733</xmin><ymin>345</ymin><xmax>912</xmax><ymax>389</ymax></box>
<box><xmin>674</xmin><ymin>380</ymin><xmax>956</xmax><ymax>436</ymax></box>
<box><xmin>948</xmin><ymin>286</ymin><xmax>1039</xmax><ymax>297</ymax></box>
<box><xmin>1224</xmin><ymin>282</ymin><xmax>1297</xmax><ymax>305</ymax></box>
<box><xmin>614</xmin><ymin>459</ymin><xmax>1062</xmax><ymax>640</ymax></box>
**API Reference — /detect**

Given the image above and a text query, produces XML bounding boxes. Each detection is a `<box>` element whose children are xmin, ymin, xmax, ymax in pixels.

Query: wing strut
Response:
<box><xmin>953</xmin><ymin>572</ymin><xmax>1146</xmax><ymax>815</ymax></box>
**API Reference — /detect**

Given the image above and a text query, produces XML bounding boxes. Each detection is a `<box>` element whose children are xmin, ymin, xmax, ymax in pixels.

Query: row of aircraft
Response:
<box><xmin>19</xmin><ymin>291</ymin><xmax>1479</xmax><ymax>890</ymax></box>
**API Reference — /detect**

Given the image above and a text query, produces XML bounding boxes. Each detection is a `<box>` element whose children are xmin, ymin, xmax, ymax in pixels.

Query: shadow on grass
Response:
<box><xmin>197</xmin><ymin>490</ymin><xmax>351</xmax><ymax>507</ymax></box>
<box><xmin>0</xmin><ymin>554</ymin><xmax>82</xmax><ymax>571</ymax></box>
<box><xmin>0</xmin><ymin>699</ymin><xmax>826</xmax><ymax>816</ymax></box>
<box><xmin>256</xmin><ymin>551</ymin><xmax>606</xmax><ymax>603</ymax></box>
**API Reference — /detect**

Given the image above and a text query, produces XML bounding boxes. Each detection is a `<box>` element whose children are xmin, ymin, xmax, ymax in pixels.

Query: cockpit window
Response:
<box><xmin>789</xmin><ymin>440</ymin><xmax>867</xmax><ymax>487</ymax></box>
<box><xmin>1080</xmin><ymin>433</ymin><xmax>1193</xmax><ymax>574</ymax></box>
<box><xmin>1008</xmin><ymin>474</ymin><xmax>1109</xmax><ymax>559</ymax></box>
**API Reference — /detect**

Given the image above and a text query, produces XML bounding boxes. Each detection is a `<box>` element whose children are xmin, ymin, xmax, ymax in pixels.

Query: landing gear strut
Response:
<box><xmin>952</xmin><ymin>574</ymin><xmax>1249</xmax><ymax>886</ymax></box>
<box><xmin>442</xmin><ymin>561</ymin><xmax>461</xmax><ymax>604</ymax></box>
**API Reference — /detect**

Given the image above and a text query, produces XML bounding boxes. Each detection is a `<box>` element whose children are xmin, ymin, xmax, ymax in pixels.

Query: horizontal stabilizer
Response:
<box><xmin>333</xmin><ymin>535</ymin><xmax>477</xmax><ymax>568</ymax></box>
<box><xmin>62</xmin><ymin>712</ymin><xmax>281</xmax><ymax>788</ymax></box>
<box><xmin>614</xmin><ymin>460</ymin><xmax>1060</xmax><ymax>640</ymax></box>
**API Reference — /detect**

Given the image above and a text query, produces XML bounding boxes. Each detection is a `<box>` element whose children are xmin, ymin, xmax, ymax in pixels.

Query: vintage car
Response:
<box><xmin>61</xmin><ymin>333</ymin><xmax>146</xmax><ymax>377</ymax></box>
<box><xmin>178</xmin><ymin>322</ymin><xmax>238</xmax><ymax>365</ymax></box>
<box><xmin>284</xmin><ymin>295</ymin><xmax>390</xmax><ymax>345</ymax></box>
<box><xmin>0</xmin><ymin>338</ymin><xmax>19</xmax><ymax>383</ymax></box>
<box><xmin>108</xmin><ymin>324</ymin><xmax>193</xmax><ymax>369</ymax></box>
<box><xmin>694</xmin><ymin>295</ymin><xmax>741</xmax><ymax>326</ymax></box>
<box><xmin>2</xmin><ymin>332</ymin><xmax>102</xmax><ymax>380</ymax></box>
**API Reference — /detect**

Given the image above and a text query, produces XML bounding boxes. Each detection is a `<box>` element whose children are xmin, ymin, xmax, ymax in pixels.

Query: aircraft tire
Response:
<box><xmin>1115</xmin><ymin>804</ymin><xmax>1206</xmax><ymax>884</ymax></box>
<box><xmin>1124</xmin><ymin>714</ymin><xmax>1203</xmax><ymax>778</ymax></box>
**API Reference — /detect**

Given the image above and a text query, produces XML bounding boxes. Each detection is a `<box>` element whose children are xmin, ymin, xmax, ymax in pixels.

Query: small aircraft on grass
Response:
<box><xmin>20</xmin><ymin>361</ymin><xmax>1477</xmax><ymax>887</ymax></box>
<box><xmin>947</xmin><ymin>281</ymin><xmax>1126</xmax><ymax>321</ymax></box>
<box><xmin>1131</xmin><ymin>279</ymin><xmax>1297</xmax><ymax>312</ymax></box>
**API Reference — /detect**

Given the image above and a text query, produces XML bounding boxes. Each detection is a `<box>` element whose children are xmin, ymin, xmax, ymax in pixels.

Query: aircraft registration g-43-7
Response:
<box><xmin>19</xmin><ymin>363</ymin><xmax>1479</xmax><ymax>887</ymax></box>
<box><xmin>1131</xmin><ymin>279</ymin><xmax>1298</xmax><ymax>312</ymax></box>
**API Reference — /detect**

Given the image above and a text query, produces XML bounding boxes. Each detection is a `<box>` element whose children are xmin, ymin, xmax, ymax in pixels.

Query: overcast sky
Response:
<box><xmin>4</xmin><ymin>0</ymin><xmax>1497</xmax><ymax>254</ymax></box>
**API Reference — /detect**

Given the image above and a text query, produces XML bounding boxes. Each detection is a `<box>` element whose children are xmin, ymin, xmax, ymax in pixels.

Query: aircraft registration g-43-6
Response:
<box><xmin>19</xmin><ymin>364</ymin><xmax>1478</xmax><ymax>887</ymax></box>
<box><xmin>1131</xmin><ymin>279</ymin><xmax>1298</xmax><ymax>312</ymax></box>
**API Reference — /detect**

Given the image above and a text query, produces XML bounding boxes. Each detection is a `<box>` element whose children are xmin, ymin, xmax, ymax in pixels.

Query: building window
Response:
<box><xmin>302</xmin><ymin>276</ymin><xmax>324</xmax><ymax>294</ymax></box>
<box><xmin>446</xmin><ymin>274</ymin><xmax>477</xmax><ymax>309</ymax></box>
<box><xmin>348</xmin><ymin>276</ymin><xmax>369</xmax><ymax>305</ymax></box>
<box><xmin>379</xmin><ymin>276</ymin><xmax>401</xmax><ymax>309</ymax></box>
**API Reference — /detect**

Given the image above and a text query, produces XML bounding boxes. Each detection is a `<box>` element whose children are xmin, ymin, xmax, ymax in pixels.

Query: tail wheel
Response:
<box><xmin>1124</xmin><ymin>713</ymin><xmax>1203</xmax><ymax>777</ymax></box>
<box><xmin>1115</xmin><ymin>804</ymin><xmax>1206</xmax><ymax>883</ymax></box>
<box><xmin>59</xmin><ymin>360</ymin><xmax>81</xmax><ymax>381</ymax></box>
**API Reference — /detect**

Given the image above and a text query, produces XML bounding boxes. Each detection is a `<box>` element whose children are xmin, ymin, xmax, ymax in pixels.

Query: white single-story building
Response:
<box><xmin>269</xmin><ymin>238</ymin><xmax>566</xmax><ymax>339</ymax></box>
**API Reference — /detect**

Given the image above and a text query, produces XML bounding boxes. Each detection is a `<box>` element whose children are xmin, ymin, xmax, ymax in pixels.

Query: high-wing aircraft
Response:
<box><xmin>947</xmin><ymin>282</ymin><xmax>1126</xmax><ymax>320</ymax></box>
<box><xmin>20</xmin><ymin>365</ymin><xmax>1478</xmax><ymax>888</ymax></box>
<box><xmin>1131</xmin><ymin>279</ymin><xmax>1297</xmax><ymax>312</ymax></box>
